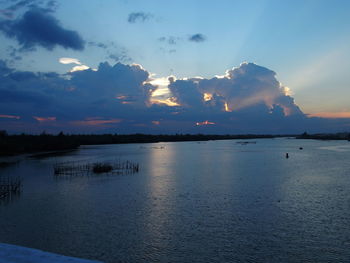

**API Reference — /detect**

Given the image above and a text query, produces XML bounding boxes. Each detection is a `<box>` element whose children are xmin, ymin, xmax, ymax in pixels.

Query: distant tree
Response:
<box><xmin>58</xmin><ymin>131</ymin><xmax>64</xmax><ymax>137</ymax></box>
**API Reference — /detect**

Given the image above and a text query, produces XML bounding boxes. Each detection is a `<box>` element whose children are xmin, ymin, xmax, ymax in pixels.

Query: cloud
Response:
<box><xmin>0</xmin><ymin>0</ymin><xmax>36</xmax><ymax>18</ymax></box>
<box><xmin>0</xmin><ymin>59</ymin><xmax>13</xmax><ymax>75</ymax></box>
<box><xmin>158</xmin><ymin>36</ymin><xmax>180</xmax><ymax>45</ymax></box>
<box><xmin>88</xmin><ymin>41</ymin><xmax>108</xmax><ymax>49</ymax></box>
<box><xmin>6</xmin><ymin>46</ymin><xmax>22</xmax><ymax>62</ymax></box>
<box><xmin>1</xmin><ymin>59</ymin><xmax>349</xmax><ymax>134</ymax></box>
<box><xmin>71</xmin><ymin>118</ymin><xmax>122</xmax><ymax>126</ymax></box>
<box><xmin>0</xmin><ymin>0</ymin><xmax>58</xmax><ymax>19</ymax></box>
<box><xmin>108</xmin><ymin>51</ymin><xmax>132</xmax><ymax>63</ymax></box>
<box><xmin>127</xmin><ymin>12</ymin><xmax>153</xmax><ymax>23</ymax></box>
<box><xmin>69</xmin><ymin>65</ymin><xmax>90</xmax><ymax>72</ymax></box>
<box><xmin>0</xmin><ymin>114</ymin><xmax>20</xmax><ymax>119</ymax></box>
<box><xmin>189</xmin><ymin>62</ymin><xmax>304</xmax><ymax>116</ymax></box>
<box><xmin>33</xmin><ymin>116</ymin><xmax>56</xmax><ymax>122</ymax></box>
<box><xmin>188</xmin><ymin>33</ymin><xmax>206</xmax><ymax>43</ymax></box>
<box><xmin>87</xmin><ymin>41</ymin><xmax>132</xmax><ymax>63</ymax></box>
<box><xmin>59</xmin><ymin>57</ymin><xmax>81</xmax><ymax>65</ymax></box>
<box><xmin>0</xmin><ymin>8</ymin><xmax>84</xmax><ymax>51</ymax></box>
<box><xmin>308</xmin><ymin>112</ymin><xmax>350</xmax><ymax>118</ymax></box>
<box><xmin>59</xmin><ymin>57</ymin><xmax>91</xmax><ymax>72</ymax></box>
<box><xmin>196</xmin><ymin>120</ymin><xmax>215</xmax><ymax>126</ymax></box>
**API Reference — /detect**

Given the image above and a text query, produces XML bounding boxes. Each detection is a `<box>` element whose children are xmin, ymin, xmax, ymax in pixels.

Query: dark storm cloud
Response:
<box><xmin>127</xmin><ymin>12</ymin><xmax>153</xmax><ymax>23</ymax></box>
<box><xmin>188</xmin><ymin>33</ymin><xmax>206</xmax><ymax>42</ymax></box>
<box><xmin>0</xmin><ymin>60</ymin><xmax>155</xmax><ymax>128</ymax></box>
<box><xmin>0</xmin><ymin>8</ymin><xmax>84</xmax><ymax>51</ymax></box>
<box><xmin>0</xmin><ymin>59</ymin><xmax>349</xmax><ymax>134</ymax></box>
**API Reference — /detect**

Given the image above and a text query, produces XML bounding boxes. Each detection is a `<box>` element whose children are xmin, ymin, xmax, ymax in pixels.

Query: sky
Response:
<box><xmin>0</xmin><ymin>0</ymin><xmax>350</xmax><ymax>134</ymax></box>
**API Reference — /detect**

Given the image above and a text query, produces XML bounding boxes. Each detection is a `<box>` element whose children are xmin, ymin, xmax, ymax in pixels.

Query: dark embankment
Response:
<box><xmin>2</xmin><ymin>131</ymin><xmax>349</xmax><ymax>156</ymax></box>
<box><xmin>70</xmin><ymin>133</ymin><xmax>276</xmax><ymax>145</ymax></box>
<box><xmin>0</xmin><ymin>132</ymin><xmax>80</xmax><ymax>156</ymax></box>
<box><xmin>0</xmin><ymin>131</ymin><xmax>277</xmax><ymax>156</ymax></box>
<box><xmin>296</xmin><ymin>132</ymin><xmax>350</xmax><ymax>141</ymax></box>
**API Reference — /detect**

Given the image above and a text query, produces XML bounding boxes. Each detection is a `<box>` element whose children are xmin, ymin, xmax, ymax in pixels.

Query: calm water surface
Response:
<box><xmin>1</xmin><ymin>138</ymin><xmax>350</xmax><ymax>263</ymax></box>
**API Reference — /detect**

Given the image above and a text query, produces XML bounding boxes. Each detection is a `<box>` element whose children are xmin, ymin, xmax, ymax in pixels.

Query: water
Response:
<box><xmin>1</xmin><ymin>138</ymin><xmax>350</xmax><ymax>263</ymax></box>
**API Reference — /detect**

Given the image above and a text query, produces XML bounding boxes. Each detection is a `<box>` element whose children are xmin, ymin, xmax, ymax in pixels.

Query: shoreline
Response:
<box><xmin>0</xmin><ymin>133</ymin><xmax>278</xmax><ymax>156</ymax></box>
<box><xmin>1</xmin><ymin>133</ymin><xmax>349</xmax><ymax>157</ymax></box>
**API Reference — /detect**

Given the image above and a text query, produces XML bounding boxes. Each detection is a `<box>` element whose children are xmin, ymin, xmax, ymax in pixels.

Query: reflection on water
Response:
<box><xmin>319</xmin><ymin>144</ymin><xmax>350</xmax><ymax>152</ymax></box>
<box><xmin>1</xmin><ymin>139</ymin><xmax>350</xmax><ymax>262</ymax></box>
<box><xmin>0</xmin><ymin>192</ymin><xmax>21</xmax><ymax>205</ymax></box>
<box><xmin>139</xmin><ymin>144</ymin><xmax>177</xmax><ymax>261</ymax></box>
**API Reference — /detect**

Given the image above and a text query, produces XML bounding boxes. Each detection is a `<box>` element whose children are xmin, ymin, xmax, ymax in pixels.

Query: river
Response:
<box><xmin>1</xmin><ymin>138</ymin><xmax>350</xmax><ymax>262</ymax></box>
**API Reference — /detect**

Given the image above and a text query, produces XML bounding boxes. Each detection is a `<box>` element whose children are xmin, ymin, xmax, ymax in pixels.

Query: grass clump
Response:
<box><xmin>92</xmin><ymin>163</ymin><xmax>113</xmax><ymax>174</ymax></box>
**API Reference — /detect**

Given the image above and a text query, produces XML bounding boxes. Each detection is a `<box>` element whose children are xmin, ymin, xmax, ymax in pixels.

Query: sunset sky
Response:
<box><xmin>0</xmin><ymin>0</ymin><xmax>350</xmax><ymax>133</ymax></box>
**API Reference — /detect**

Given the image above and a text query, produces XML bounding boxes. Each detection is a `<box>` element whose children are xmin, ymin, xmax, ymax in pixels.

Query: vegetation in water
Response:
<box><xmin>54</xmin><ymin>160</ymin><xmax>139</xmax><ymax>176</ymax></box>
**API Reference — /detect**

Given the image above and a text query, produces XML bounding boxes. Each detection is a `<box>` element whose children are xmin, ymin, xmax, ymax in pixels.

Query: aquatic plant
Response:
<box><xmin>53</xmin><ymin>160</ymin><xmax>139</xmax><ymax>176</ymax></box>
<box><xmin>92</xmin><ymin>163</ymin><xmax>113</xmax><ymax>173</ymax></box>
<box><xmin>0</xmin><ymin>176</ymin><xmax>22</xmax><ymax>199</ymax></box>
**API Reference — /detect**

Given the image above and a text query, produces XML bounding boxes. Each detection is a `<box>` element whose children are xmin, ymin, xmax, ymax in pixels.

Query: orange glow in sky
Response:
<box><xmin>71</xmin><ymin>118</ymin><xmax>122</xmax><ymax>126</ymax></box>
<box><xmin>203</xmin><ymin>93</ymin><xmax>213</xmax><ymax>101</ymax></box>
<box><xmin>224</xmin><ymin>102</ymin><xmax>232</xmax><ymax>112</ymax></box>
<box><xmin>0</xmin><ymin>114</ymin><xmax>20</xmax><ymax>119</ymax></box>
<box><xmin>33</xmin><ymin>116</ymin><xmax>56</xmax><ymax>122</ymax></box>
<box><xmin>196</xmin><ymin>120</ymin><xmax>215</xmax><ymax>126</ymax></box>
<box><xmin>308</xmin><ymin>112</ymin><xmax>350</xmax><ymax>118</ymax></box>
<box><xmin>150</xmin><ymin>97</ymin><xmax>180</xmax><ymax>107</ymax></box>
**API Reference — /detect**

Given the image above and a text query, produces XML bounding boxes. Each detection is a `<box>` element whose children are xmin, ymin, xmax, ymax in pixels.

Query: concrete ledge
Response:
<box><xmin>0</xmin><ymin>243</ymin><xmax>104</xmax><ymax>263</ymax></box>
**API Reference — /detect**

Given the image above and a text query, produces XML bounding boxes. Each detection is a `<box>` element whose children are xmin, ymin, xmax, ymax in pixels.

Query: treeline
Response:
<box><xmin>0</xmin><ymin>130</ymin><xmax>276</xmax><ymax>156</ymax></box>
<box><xmin>296</xmin><ymin>132</ymin><xmax>350</xmax><ymax>141</ymax></box>
<box><xmin>70</xmin><ymin>133</ymin><xmax>276</xmax><ymax>145</ymax></box>
<box><xmin>0</xmin><ymin>131</ymin><xmax>80</xmax><ymax>156</ymax></box>
<box><xmin>2</xmin><ymin>130</ymin><xmax>349</xmax><ymax>156</ymax></box>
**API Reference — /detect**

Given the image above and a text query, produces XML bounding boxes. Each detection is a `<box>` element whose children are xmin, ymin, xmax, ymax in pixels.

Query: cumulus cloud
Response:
<box><xmin>127</xmin><ymin>12</ymin><xmax>153</xmax><ymax>23</ymax></box>
<box><xmin>188</xmin><ymin>33</ymin><xmax>206</xmax><ymax>42</ymax></box>
<box><xmin>1</xmin><ymin>59</ymin><xmax>349</xmax><ymax>134</ymax></box>
<box><xmin>190</xmin><ymin>62</ymin><xmax>304</xmax><ymax>116</ymax></box>
<box><xmin>0</xmin><ymin>8</ymin><xmax>84</xmax><ymax>51</ymax></box>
